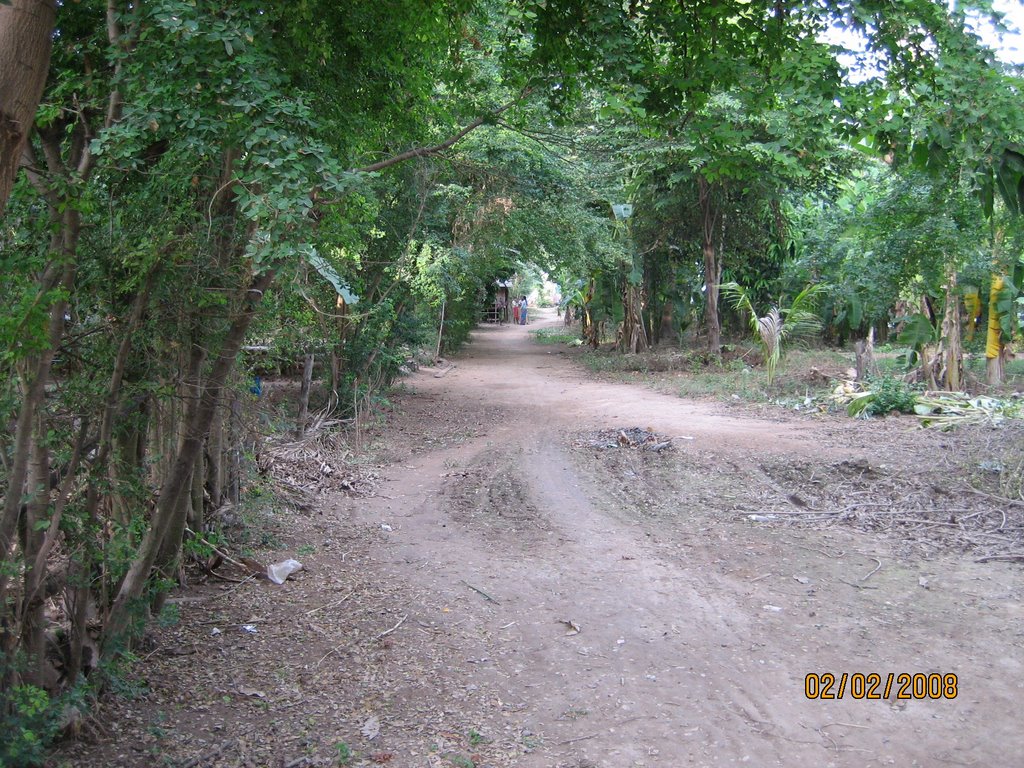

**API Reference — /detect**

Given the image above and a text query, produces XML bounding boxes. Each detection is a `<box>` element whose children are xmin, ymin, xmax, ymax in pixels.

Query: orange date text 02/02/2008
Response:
<box><xmin>804</xmin><ymin>672</ymin><xmax>958</xmax><ymax>700</ymax></box>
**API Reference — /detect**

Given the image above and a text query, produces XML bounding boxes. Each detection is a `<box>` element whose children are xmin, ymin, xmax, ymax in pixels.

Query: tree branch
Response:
<box><xmin>356</xmin><ymin>90</ymin><xmax>530</xmax><ymax>174</ymax></box>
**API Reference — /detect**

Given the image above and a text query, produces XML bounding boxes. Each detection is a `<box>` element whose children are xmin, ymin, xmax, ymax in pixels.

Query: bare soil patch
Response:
<box><xmin>55</xmin><ymin>308</ymin><xmax>1024</xmax><ymax>768</ymax></box>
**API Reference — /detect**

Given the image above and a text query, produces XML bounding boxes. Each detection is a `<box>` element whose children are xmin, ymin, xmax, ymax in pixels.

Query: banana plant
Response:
<box><xmin>721</xmin><ymin>282</ymin><xmax>825</xmax><ymax>386</ymax></box>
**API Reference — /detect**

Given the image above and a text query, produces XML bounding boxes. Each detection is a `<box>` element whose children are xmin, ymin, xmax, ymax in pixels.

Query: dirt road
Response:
<box><xmin>62</xmin><ymin>308</ymin><xmax>1024</xmax><ymax>768</ymax></box>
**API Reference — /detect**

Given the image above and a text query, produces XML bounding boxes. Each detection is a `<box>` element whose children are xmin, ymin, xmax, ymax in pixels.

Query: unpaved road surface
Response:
<box><xmin>61</xmin><ymin>309</ymin><xmax>1024</xmax><ymax>768</ymax></box>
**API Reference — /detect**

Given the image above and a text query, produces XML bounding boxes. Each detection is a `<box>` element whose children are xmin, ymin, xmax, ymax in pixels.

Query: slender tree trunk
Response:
<box><xmin>875</xmin><ymin>318</ymin><xmax>889</xmax><ymax>345</ymax></box>
<box><xmin>188</xmin><ymin>449</ymin><xmax>205</xmax><ymax>532</ymax></box>
<box><xmin>941</xmin><ymin>270</ymin><xmax>962</xmax><ymax>391</ymax></box>
<box><xmin>19</xmin><ymin>413</ymin><xmax>51</xmax><ymax>689</ymax></box>
<box><xmin>67</xmin><ymin>471</ymin><xmax>102</xmax><ymax>685</ymax></box>
<box><xmin>435</xmin><ymin>299</ymin><xmax>446</xmax><ymax>361</ymax></box>
<box><xmin>329</xmin><ymin>352</ymin><xmax>341</xmax><ymax>409</ymax></box>
<box><xmin>105</xmin><ymin>270</ymin><xmax>275</xmax><ymax>651</ymax></box>
<box><xmin>206</xmin><ymin>406</ymin><xmax>225</xmax><ymax>513</ymax></box>
<box><xmin>228</xmin><ymin>394</ymin><xmax>242</xmax><ymax>505</ymax></box>
<box><xmin>26</xmin><ymin>285</ymin><xmax>136</xmax><ymax>684</ymax></box>
<box><xmin>90</xmin><ymin>265</ymin><xmax>157</xmax><ymax>522</ymax></box>
<box><xmin>296</xmin><ymin>353</ymin><xmax>315</xmax><ymax>438</ymax></box>
<box><xmin>0</xmin><ymin>0</ymin><xmax>56</xmax><ymax>212</ymax></box>
<box><xmin>698</xmin><ymin>176</ymin><xmax>721</xmax><ymax>356</ymax></box>
<box><xmin>854</xmin><ymin>327</ymin><xmax>878</xmax><ymax>381</ymax></box>
<box><xmin>0</xmin><ymin>223</ymin><xmax>77</xmax><ymax>601</ymax></box>
<box><xmin>65</xmin><ymin>553</ymin><xmax>92</xmax><ymax>684</ymax></box>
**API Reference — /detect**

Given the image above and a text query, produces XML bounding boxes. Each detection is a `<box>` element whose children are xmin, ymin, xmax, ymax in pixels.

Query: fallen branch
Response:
<box><xmin>556</xmin><ymin>732</ymin><xmax>600</xmax><ymax>746</ymax></box>
<box><xmin>976</xmin><ymin>553</ymin><xmax>1024</xmax><ymax>563</ymax></box>
<box><xmin>860</xmin><ymin>558</ymin><xmax>882</xmax><ymax>583</ymax></box>
<box><xmin>961</xmin><ymin>486</ymin><xmax>1024</xmax><ymax>508</ymax></box>
<box><xmin>185</xmin><ymin>527</ymin><xmax>253</xmax><ymax>573</ymax></box>
<box><xmin>303</xmin><ymin>591</ymin><xmax>355</xmax><ymax>617</ymax></box>
<box><xmin>206</xmin><ymin>571</ymin><xmax>248</xmax><ymax>585</ymax></box>
<box><xmin>374</xmin><ymin>613</ymin><xmax>408</xmax><ymax>641</ymax></box>
<box><xmin>461</xmin><ymin>579</ymin><xmax>499</xmax><ymax>603</ymax></box>
<box><xmin>433</xmin><ymin>364</ymin><xmax>457</xmax><ymax>379</ymax></box>
<box><xmin>316</xmin><ymin>614</ymin><xmax>408</xmax><ymax>666</ymax></box>
<box><xmin>755</xmin><ymin>509</ymin><xmax>843</xmax><ymax>517</ymax></box>
<box><xmin>895</xmin><ymin>518</ymin><xmax>960</xmax><ymax>528</ymax></box>
<box><xmin>838</xmin><ymin>579</ymin><xmax>878</xmax><ymax>591</ymax></box>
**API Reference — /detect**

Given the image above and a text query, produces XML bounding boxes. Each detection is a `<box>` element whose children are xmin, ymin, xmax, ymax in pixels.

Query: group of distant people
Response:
<box><xmin>492</xmin><ymin>293</ymin><xmax>529</xmax><ymax>325</ymax></box>
<box><xmin>511</xmin><ymin>295</ymin><xmax>529</xmax><ymax>325</ymax></box>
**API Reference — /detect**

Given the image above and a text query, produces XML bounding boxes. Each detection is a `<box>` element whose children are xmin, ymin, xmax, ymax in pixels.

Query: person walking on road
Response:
<box><xmin>512</xmin><ymin>296</ymin><xmax>520</xmax><ymax>325</ymax></box>
<box><xmin>519</xmin><ymin>295</ymin><xmax>529</xmax><ymax>325</ymax></box>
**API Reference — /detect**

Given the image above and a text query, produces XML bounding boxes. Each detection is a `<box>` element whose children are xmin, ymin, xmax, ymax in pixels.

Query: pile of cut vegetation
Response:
<box><xmin>573</xmin><ymin>426</ymin><xmax>675</xmax><ymax>452</ymax></box>
<box><xmin>832</xmin><ymin>379</ymin><xmax>1024</xmax><ymax>428</ymax></box>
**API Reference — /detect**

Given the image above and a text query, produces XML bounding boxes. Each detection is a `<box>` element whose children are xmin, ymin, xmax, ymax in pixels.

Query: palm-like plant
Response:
<box><xmin>721</xmin><ymin>282</ymin><xmax>825</xmax><ymax>386</ymax></box>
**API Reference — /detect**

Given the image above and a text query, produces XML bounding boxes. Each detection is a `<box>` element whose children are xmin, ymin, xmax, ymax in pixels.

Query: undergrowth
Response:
<box><xmin>863</xmin><ymin>375</ymin><xmax>920</xmax><ymax>415</ymax></box>
<box><xmin>530</xmin><ymin>327</ymin><xmax>580</xmax><ymax>345</ymax></box>
<box><xmin>572</xmin><ymin>342</ymin><xmax>850</xmax><ymax>404</ymax></box>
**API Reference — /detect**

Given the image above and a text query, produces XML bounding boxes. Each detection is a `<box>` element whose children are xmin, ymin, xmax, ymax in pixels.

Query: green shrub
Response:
<box><xmin>864</xmin><ymin>375</ymin><xmax>918</xmax><ymax>415</ymax></box>
<box><xmin>0</xmin><ymin>684</ymin><xmax>63</xmax><ymax>768</ymax></box>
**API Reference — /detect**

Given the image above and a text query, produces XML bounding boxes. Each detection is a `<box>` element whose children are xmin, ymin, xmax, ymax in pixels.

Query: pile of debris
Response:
<box><xmin>259</xmin><ymin>413</ymin><xmax>379</xmax><ymax>508</ymax></box>
<box><xmin>831</xmin><ymin>380</ymin><xmax>1024</xmax><ymax>429</ymax></box>
<box><xmin>574</xmin><ymin>426</ymin><xmax>675</xmax><ymax>452</ymax></box>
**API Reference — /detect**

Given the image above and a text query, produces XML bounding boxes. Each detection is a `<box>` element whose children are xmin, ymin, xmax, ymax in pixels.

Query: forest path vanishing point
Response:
<box><xmin>62</xmin><ymin>308</ymin><xmax>1024</xmax><ymax>768</ymax></box>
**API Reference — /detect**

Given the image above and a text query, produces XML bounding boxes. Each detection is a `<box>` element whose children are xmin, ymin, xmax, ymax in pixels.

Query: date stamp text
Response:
<box><xmin>804</xmin><ymin>672</ymin><xmax>958</xmax><ymax>700</ymax></box>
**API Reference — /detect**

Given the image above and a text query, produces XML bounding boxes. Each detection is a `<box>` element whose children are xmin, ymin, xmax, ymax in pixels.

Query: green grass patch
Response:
<box><xmin>530</xmin><ymin>327</ymin><xmax>581</xmax><ymax>345</ymax></box>
<box><xmin>577</xmin><ymin>344</ymin><xmax>851</xmax><ymax>403</ymax></box>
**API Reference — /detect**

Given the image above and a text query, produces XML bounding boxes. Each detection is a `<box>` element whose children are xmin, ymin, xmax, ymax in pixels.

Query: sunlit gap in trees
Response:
<box><xmin>819</xmin><ymin>0</ymin><xmax>1023</xmax><ymax>85</ymax></box>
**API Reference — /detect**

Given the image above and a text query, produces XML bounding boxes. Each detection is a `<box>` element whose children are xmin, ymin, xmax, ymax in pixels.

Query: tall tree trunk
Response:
<box><xmin>3</xmin><ymin>103</ymin><xmax>98</xmax><ymax>597</ymax></box>
<box><xmin>698</xmin><ymin>176</ymin><xmax>721</xmax><ymax>356</ymax></box>
<box><xmin>105</xmin><ymin>270</ymin><xmax>275</xmax><ymax>651</ymax></box>
<box><xmin>941</xmin><ymin>270</ymin><xmax>962</xmax><ymax>391</ymax></box>
<box><xmin>618</xmin><ymin>283</ymin><xmax>649</xmax><ymax>354</ymax></box>
<box><xmin>0</xmin><ymin>0</ymin><xmax>56</xmax><ymax>212</ymax></box>
<box><xmin>854</xmin><ymin>327</ymin><xmax>878</xmax><ymax>381</ymax></box>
